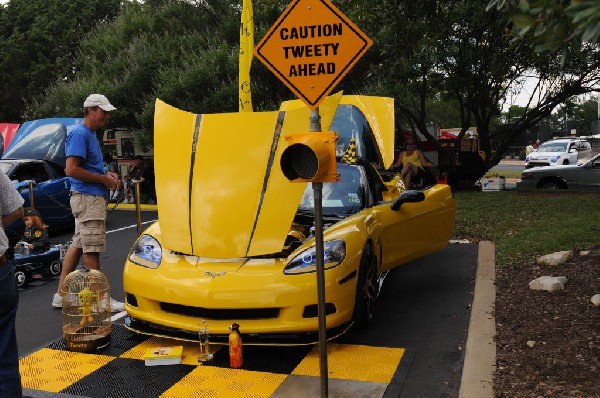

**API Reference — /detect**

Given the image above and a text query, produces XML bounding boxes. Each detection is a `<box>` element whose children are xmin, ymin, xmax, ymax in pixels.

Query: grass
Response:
<box><xmin>452</xmin><ymin>190</ymin><xmax>600</xmax><ymax>266</ymax></box>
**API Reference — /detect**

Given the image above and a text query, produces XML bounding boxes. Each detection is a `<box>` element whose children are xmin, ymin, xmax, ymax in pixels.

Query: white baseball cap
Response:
<box><xmin>83</xmin><ymin>94</ymin><xmax>117</xmax><ymax>111</ymax></box>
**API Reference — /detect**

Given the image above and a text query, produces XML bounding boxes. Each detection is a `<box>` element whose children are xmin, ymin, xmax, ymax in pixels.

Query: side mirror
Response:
<box><xmin>391</xmin><ymin>190</ymin><xmax>425</xmax><ymax>211</ymax></box>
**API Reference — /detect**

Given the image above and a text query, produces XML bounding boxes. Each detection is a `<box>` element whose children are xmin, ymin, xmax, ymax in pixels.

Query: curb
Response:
<box><xmin>107</xmin><ymin>203</ymin><xmax>157</xmax><ymax>211</ymax></box>
<box><xmin>459</xmin><ymin>241</ymin><xmax>496</xmax><ymax>398</ymax></box>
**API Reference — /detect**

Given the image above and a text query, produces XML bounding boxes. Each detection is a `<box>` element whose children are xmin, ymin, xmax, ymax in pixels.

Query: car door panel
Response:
<box><xmin>377</xmin><ymin>185</ymin><xmax>455</xmax><ymax>271</ymax></box>
<box><xmin>577</xmin><ymin>161</ymin><xmax>600</xmax><ymax>190</ymax></box>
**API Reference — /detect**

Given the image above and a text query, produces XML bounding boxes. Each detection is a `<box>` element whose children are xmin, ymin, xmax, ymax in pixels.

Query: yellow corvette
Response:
<box><xmin>123</xmin><ymin>95</ymin><xmax>456</xmax><ymax>345</ymax></box>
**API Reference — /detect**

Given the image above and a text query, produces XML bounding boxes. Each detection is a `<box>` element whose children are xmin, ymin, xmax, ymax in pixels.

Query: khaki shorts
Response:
<box><xmin>70</xmin><ymin>192</ymin><xmax>108</xmax><ymax>254</ymax></box>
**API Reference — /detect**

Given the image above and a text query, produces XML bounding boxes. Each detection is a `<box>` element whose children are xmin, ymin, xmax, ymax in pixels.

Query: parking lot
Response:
<box><xmin>16</xmin><ymin>209</ymin><xmax>480</xmax><ymax>398</ymax></box>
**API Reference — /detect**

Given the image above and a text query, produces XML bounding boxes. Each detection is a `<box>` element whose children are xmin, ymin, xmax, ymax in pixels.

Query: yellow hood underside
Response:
<box><xmin>154</xmin><ymin>94</ymin><xmax>394</xmax><ymax>258</ymax></box>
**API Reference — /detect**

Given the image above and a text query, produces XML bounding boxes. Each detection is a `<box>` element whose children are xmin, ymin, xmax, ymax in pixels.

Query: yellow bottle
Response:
<box><xmin>228</xmin><ymin>323</ymin><xmax>243</xmax><ymax>368</ymax></box>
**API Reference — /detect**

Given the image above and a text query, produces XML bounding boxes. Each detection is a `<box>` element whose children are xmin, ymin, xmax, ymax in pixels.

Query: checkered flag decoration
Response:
<box><xmin>340</xmin><ymin>137</ymin><xmax>358</xmax><ymax>165</ymax></box>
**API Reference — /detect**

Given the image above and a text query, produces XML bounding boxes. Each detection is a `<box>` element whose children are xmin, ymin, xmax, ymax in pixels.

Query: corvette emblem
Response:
<box><xmin>204</xmin><ymin>271</ymin><xmax>227</xmax><ymax>279</ymax></box>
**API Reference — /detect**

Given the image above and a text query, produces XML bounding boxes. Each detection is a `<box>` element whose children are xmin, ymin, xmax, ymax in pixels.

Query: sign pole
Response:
<box><xmin>310</xmin><ymin>108</ymin><xmax>329</xmax><ymax>397</ymax></box>
<box><xmin>254</xmin><ymin>3</ymin><xmax>372</xmax><ymax>393</ymax></box>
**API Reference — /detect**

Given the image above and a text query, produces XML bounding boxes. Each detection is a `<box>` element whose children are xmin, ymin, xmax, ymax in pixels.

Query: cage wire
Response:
<box><xmin>61</xmin><ymin>269</ymin><xmax>112</xmax><ymax>352</ymax></box>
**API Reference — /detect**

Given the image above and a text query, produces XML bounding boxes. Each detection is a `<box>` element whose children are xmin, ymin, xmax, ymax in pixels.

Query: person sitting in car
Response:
<box><xmin>392</xmin><ymin>139</ymin><xmax>433</xmax><ymax>187</ymax></box>
<box><xmin>20</xmin><ymin>208</ymin><xmax>50</xmax><ymax>253</ymax></box>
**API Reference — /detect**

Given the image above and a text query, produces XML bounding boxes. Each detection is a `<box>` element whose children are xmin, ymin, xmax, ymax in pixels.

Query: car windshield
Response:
<box><xmin>0</xmin><ymin>162</ymin><xmax>14</xmax><ymax>175</ymax></box>
<box><xmin>538</xmin><ymin>142</ymin><xmax>568</xmax><ymax>152</ymax></box>
<box><xmin>298</xmin><ymin>163</ymin><xmax>364</xmax><ymax>216</ymax></box>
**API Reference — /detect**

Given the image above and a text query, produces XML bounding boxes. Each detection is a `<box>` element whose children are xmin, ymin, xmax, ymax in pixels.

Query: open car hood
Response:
<box><xmin>3</xmin><ymin>118</ymin><xmax>82</xmax><ymax>169</ymax></box>
<box><xmin>154</xmin><ymin>94</ymin><xmax>393</xmax><ymax>258</ymax></box>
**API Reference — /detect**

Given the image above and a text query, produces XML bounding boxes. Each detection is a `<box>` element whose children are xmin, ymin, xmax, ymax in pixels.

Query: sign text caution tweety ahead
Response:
<box><xmin>254</xmin><ymin>0</ymin><xmax>372</xmax><ymax>110</ymax></box>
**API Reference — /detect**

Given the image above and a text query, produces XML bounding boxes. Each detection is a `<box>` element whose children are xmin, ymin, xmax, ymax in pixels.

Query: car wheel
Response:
<box><xmin>563</xmin><ymin>159</ymin><xmax>569</xmax><ymax>165</ymax></box>
<box><xmin>49</xmin><ymin>260</ymin><xmax>62</xmax><ymax>276</ymax></box>
<box><xmin>15</xmin><ymin>270</ymin><xmax>27</xmax><ymax>288</ymax></box>
<box><xmin>540</xmin><ymin>179</ymin><xmax>566</xmax><ymax>189</ymax></box>
<box><xmin>352</xmin><ymin>243</ymin><xmax>379</xmax><ymax>329</ymax></box>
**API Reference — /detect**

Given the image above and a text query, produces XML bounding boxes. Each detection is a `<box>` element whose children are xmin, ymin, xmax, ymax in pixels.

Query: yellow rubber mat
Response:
<box><xmin>20</xmin><ymin>348</ymin><xmax>115</xmax><ymax>393</ymax></box>
<box><xmin>161</xmin><ymin>367</ymin><xmax>287</xmax><ymax>398</ymax></box>
<box><xmin>19</xmin><ymin>324</ymin><xmax>405</xmax><ymax>398</ymax></box>
<box><xmin>292</xmin><ymin>343</ymin><xmax>405</xmax><ymax>383</ymax></box>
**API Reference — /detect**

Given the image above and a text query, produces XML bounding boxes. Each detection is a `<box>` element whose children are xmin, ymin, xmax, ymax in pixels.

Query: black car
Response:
<box><xmin>517</xmin><ymin>153</ymin><xmax>600</xmax><ymax>190</ymax></box>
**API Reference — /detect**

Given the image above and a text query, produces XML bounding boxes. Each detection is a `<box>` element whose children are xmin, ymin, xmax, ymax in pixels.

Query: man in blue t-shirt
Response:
<box><xmin>52</xmin><ymin>94</ymin><xmax>124</xmax><ymax>312</ymax></box>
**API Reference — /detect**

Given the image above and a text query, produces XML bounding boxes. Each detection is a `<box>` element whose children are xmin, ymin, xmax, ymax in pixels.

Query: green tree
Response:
<box><xmin>575</xmin><ymin>97</ymin><xmax>599</xmax><ymax>128</ymax></box>
<box><xmin>358</xmin><ymin>1</ymin><xmax>599</xmax><ymax>171</ymax></box>
<box><xmin>0</xmin><ymin>0</ymin><xmax>121</xmax><ymax>122</ymax></box>
<box><xmin>487</xmin><ymin>0</ymin><xmax>600</xmax><ymax>52</ymax></box>
<box><xmin>26</xmin><ymin>0</ymin><xmax>242</xmax><ymax>145</ymax></box>
<box><xmin>17</xmin><ymin>0</ymin><xmax>600</xmax><ymax>185</ymax></box>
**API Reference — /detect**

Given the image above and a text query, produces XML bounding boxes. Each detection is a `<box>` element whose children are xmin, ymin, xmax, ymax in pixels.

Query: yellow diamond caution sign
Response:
<box><xmin>254</xmin><ymin>0</ymin><xmax>372</xmax><ymax>110</ymax></box>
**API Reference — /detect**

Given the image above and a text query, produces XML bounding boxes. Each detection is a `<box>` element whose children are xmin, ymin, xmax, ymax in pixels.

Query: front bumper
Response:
<box><xmin>515</xmin><ymin>179</ymin><xmax>538</xmax><ymax>190</ymax></box>
<box><xmin>123</xmin><ymin>314</ymin><xmax>352</xmax><ymax>346</ymax></box>
<box><xmin>526</xmin><ymin>161</ymin><xmax>551</xmax><ymax>168</ymax></box>
<box><xmin>123</xmin><ymin>251</ymin><xmax>362</xmax><ymax>343</ymax></box>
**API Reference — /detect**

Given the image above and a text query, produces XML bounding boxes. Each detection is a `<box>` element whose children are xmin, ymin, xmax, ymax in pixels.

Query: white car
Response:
<box><xmin>525</xmin><ymin>138</ymin><xmax>591</xmax><ymax>169</ymax></box>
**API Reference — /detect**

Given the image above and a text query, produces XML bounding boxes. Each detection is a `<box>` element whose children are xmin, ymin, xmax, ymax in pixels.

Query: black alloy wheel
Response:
<box><xmin>49</xmin><ymin>260</ymin><xmax>62</xmax><ymax>276</ymax></box>
<box><xmin>352</xmin><ymin>243</ymin><xmax>379</xmax><ymax>329</ymax></box>
<box><xmin>15</xmin><ymin>270</ymin><xmax>27</xmax><ymax>288</ymax></box>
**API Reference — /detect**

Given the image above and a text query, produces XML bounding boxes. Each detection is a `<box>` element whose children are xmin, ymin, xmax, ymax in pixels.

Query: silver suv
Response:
<box><xmin>525</xmin><ymin>138</ymin><xmax>592</xmax><ymax>168</ymax></box>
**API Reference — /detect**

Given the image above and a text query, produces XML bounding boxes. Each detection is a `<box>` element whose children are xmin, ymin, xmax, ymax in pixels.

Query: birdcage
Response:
<box><xmin>61</xmin><ymin>269</ymin><xmax>112</xmax><ymax>352</ymax></box>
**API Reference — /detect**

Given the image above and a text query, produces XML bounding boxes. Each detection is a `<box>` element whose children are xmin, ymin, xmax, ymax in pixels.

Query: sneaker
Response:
<box><xmin>99</xmin><ymin>297</ymin><xmax>125</xmax><ymax>312</ymax></box>
<box><xmin>52</xmin><ymin>293</ymin><xmax>77</xmax><ymax>308</ymax></box>
<box><xmin>52</xmin><ymin>293</ymin><xmax>62</xmax><ymax>308</ymax></box>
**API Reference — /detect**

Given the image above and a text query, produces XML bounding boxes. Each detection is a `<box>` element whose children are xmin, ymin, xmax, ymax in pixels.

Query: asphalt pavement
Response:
<box><xmin>15</xmin><ymin>209</ymin><xmax>495</xmax><ymax>398</ymax></box>
<box><xmin>16</xmin><ymin>208</ymin><xmax>158</xmax><ymax>356</ymax></box>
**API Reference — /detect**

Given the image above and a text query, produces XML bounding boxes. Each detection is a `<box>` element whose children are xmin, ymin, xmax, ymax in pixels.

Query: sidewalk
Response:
<box><xmin>459</xmin><ymin>241</ymin><xmax>496</xmax><ymax>398</ymax></box>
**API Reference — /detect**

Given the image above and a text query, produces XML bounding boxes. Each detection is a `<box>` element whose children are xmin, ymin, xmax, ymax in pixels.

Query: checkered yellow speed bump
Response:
<box><xmin>161</xmin><ymin>367</ymin><xmax>287</xmax><ymax>398</ymax></box>
<box><xmin>19</xmin><ymin>324</ymin><xmax>405</xmax><ymax>397</ymax></box>
<box><xmin>20</xmin><ymin>348</ymin><xmax>115</xmax><ymax>392</ymax></box>
<box><xmin>292</xmin><ymin>343</ymin><xmax>405</xmax><ymax>383</ymax></box>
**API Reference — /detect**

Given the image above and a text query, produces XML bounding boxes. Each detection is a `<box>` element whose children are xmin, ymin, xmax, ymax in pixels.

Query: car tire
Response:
<box><xmin>352</xmin><ymin>243</ymin><xmax>379</xmax><ymax>329</ymax></box>
<box><xmin>49</xmin><ymin>260</ymin><xmax>62</xmax><ymax>276</ymax></box>
<box><xmin>540</xmin><ymin>179</ymin><xmax>566</xmax><ymax>189</ymax></box>
<box><xmin>15</xmin><ymin>270</ymin><xmax>27</xmax><ymax>288</ymax></box>
<box><xmin>563</xmin><ymin>160</ymin><xmax>569</xmax><ymax>165</ymax></box>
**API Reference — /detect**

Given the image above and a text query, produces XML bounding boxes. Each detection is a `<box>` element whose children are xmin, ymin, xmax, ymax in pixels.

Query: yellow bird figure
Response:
<box><xmin>78</xmin><ymin>288</ymin><xmax>95</xmax><ymax>326</ymax></box>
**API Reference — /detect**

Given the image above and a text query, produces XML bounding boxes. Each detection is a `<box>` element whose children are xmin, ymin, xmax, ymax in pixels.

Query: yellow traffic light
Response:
<box><xmin>280</xmin><ymin>132</ymin><xmax>339</xmax><ymax>182</ymax></box>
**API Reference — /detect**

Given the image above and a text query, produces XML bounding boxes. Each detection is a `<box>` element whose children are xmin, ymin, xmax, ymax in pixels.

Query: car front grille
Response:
<box><xmin>160</xmin><ymin>302</ymin><xmax>280</xmax><ymax>320</ymax></box>
<box><xmin>528</xmin><ymin>162</ymin><xmax>550</xmax><ymax>168</ymax></box>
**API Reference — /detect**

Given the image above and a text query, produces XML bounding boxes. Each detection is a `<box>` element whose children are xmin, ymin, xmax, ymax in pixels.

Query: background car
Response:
<box><xmin>525</xmin><ymin>138</ymin><xmax>591</xmax><ymax>168</ymax></box>
<box><xmin>518</xmin><ymin>153</ymin><xmax>600</xmax><ymax>190</ymax></box>
<box><xmin>1</xmin><ymin>118</ymin><xmax>81</xmax><ymax>240</ymax></box>
<box><xmin>123</xmin><ymin>97</ymin><xmax>456</xmax><ymax>345</ymax></box>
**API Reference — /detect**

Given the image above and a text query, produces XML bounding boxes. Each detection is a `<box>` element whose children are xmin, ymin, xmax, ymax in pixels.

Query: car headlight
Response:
<box><xmin>550</xmin><ymin>156</ymin><xmax>560</xmax><ymax>163</ymax></box>
<box><xmin>129</xmin><ymin>235</ymin><xmax>162</xmax><ymax>269</ymax></box>
<box><xmin>520</xmin><ymin>172</ymin><xmax>533</xmax><ymax>180</ymax></box>
<box><xmin>284</xmin><ymin>240</ymin><xmax>346</xmax><ymax>275</ymax></box>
